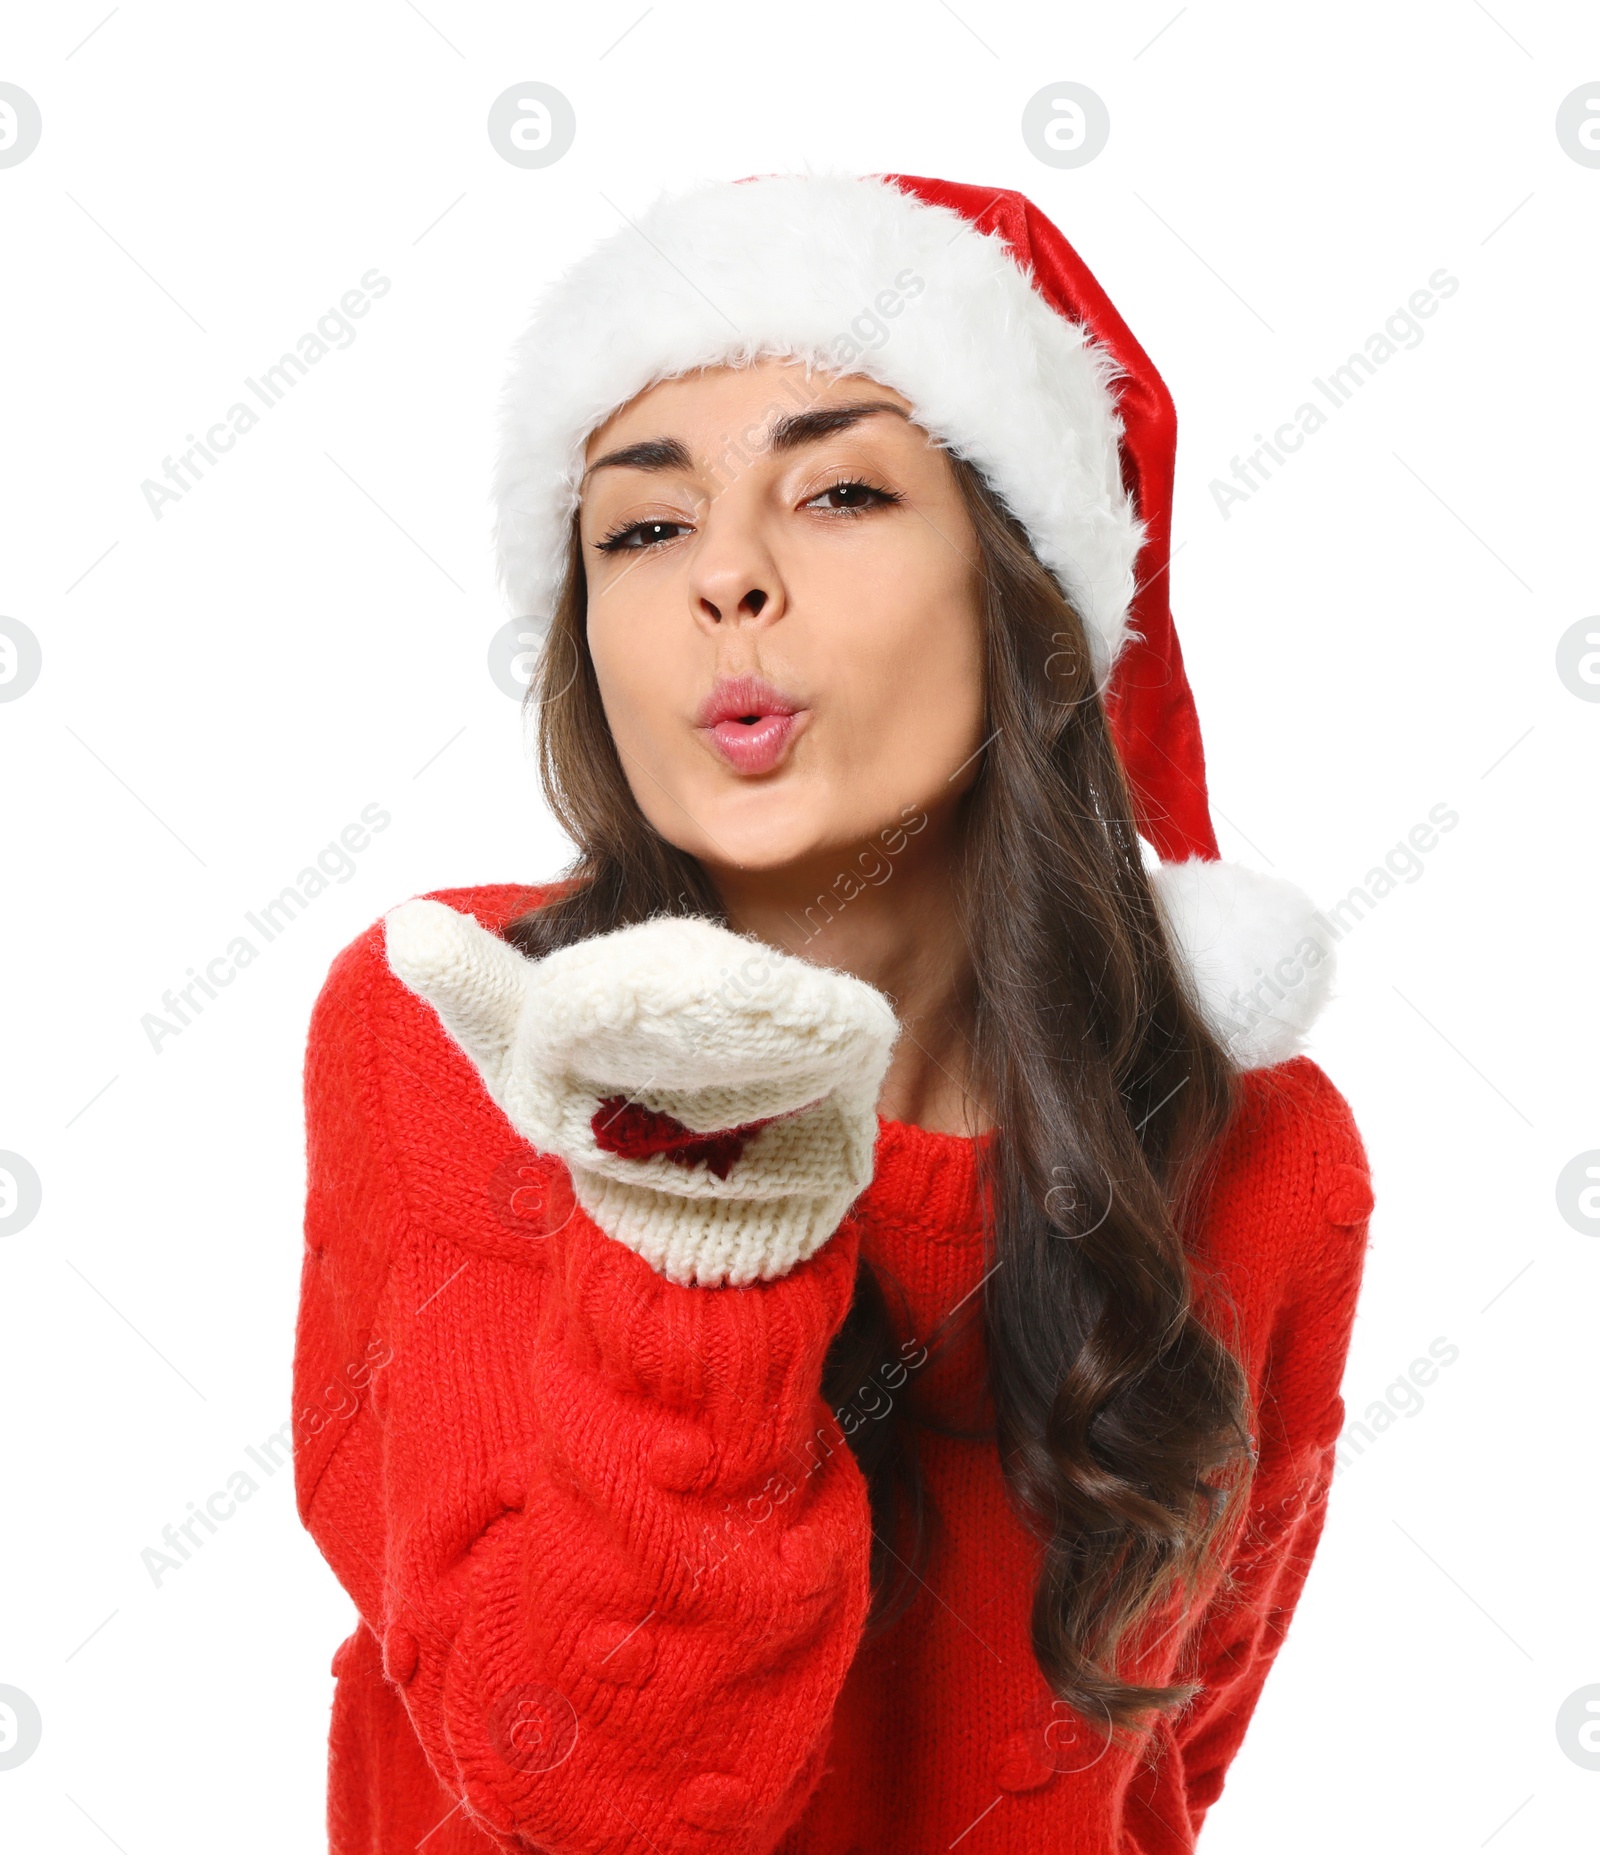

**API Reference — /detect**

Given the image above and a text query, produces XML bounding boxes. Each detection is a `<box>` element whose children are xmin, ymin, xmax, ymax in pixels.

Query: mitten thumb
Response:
<box><xmin>384</xmin><ymin>898</ymin><xmax>530</xmax><ymax>1106</ymax></box>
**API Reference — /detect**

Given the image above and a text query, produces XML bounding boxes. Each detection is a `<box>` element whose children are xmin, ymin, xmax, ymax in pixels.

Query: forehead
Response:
<box><xmin>583</xmin><ymin>357</ymin><xmax>916</xmax><ymax>461</ymax></box>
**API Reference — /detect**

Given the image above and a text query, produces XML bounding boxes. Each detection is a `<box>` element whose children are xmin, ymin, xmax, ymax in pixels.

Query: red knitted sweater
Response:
<box><xmin>292</xmin><ymin>883</ymin><xmax>1375</xmax><ymax>1854</ymax></box>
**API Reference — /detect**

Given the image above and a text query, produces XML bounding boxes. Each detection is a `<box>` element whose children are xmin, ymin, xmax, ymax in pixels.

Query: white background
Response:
<box><xmin>1</xmin><ymin>2</ymin><xmax>1596</xmax><ymax>1849</ymax></box>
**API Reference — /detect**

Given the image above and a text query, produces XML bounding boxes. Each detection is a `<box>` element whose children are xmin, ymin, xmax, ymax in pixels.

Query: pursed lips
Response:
<box><xmin>694</xmin><ymin>672</ymin><xmax>809</xmax><ymax>776</ymax></box>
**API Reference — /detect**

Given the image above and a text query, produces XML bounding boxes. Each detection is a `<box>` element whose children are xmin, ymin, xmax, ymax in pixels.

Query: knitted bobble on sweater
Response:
<box><xmin>294</xmin><ymin>883</ymin><xmax>1376</xmax><ymax>1855</ymax></box>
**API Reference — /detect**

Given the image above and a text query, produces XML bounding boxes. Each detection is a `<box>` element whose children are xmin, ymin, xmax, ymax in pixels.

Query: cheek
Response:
<box><xmin>824</xmin><ymin>551</ymin><xmax>985</xmax><ymax>777</ymax></box>
<box><xmin>586</xmin><ymin>601</ymin><xmax>675</xmax><ymax>753</ymax></box>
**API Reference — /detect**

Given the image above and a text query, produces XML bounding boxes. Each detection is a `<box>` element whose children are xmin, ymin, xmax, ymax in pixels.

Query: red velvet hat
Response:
<box><xmin>885</xmin><ymin>175</ymin><xmax>1215</xmax><ymax>868</ymax></box>
<box><xmin>492</xmin><ymin>172</ymin><xmax>1337</xmax><ymax>1069</ymax></box>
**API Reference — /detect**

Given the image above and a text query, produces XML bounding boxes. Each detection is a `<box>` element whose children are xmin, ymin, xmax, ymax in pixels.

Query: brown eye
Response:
<box><xmin>803</xmin><ymin>479</ymin><xmax>904</xmax><ymax>514</ymax></box>
<box><xmin>595</xmin><ymin>518</ymin><xmax>691</xmax><ymax>554</ymax></box>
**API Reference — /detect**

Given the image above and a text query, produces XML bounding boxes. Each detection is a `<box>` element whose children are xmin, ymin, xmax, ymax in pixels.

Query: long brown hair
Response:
<box><xmin>505</xmin><ymin>455</ymin><xmax>1255</xmax><ymax>1743</ymax></box>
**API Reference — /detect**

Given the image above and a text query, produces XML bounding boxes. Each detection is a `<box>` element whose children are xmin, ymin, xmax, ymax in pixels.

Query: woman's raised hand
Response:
<box><xmin>383</xmin><ymin>899</ymin><xmax>899</xmax><ymax>1286</ymax></box>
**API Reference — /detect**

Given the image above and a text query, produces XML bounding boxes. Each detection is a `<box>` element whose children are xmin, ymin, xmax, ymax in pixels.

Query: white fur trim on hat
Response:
<box><xmin>493</xmin><ymin>172</ymin><xmax>1144</xmax><ymax>685</ymax></box>
<box><xmin>1149</xmin><ymin>858</ymin><xmax>1339</xmax><ymax>1071</ymax></box>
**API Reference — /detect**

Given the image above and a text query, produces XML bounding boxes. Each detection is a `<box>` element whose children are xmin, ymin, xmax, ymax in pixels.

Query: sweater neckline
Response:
<box><xmin>863</xmin><ymin>1115</ymin><xmax>995</xmax><ymax>1246</ymax></box>
<box><xmin>875</xmin><ymin>1113</ymin><xmax>996</xmax><ymax>1146</ymax></box>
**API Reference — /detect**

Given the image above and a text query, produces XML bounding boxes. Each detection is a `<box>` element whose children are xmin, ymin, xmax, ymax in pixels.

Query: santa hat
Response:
<box><xmin>493</xmin><ymin>172</ymin><xmax>1337</xmax><ymax>1071</ymax></box>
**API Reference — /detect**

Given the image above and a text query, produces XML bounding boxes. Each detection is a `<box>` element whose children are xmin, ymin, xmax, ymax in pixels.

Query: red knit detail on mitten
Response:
<box><xmin>590</xmin><ymin>1095</ymin><xmax>780</xmax><ymax>1180</ymax></box>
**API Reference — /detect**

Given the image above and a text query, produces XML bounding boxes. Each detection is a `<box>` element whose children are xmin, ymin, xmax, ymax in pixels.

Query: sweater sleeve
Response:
<box><xmin>292</xmin><ymin>926</ymin><xmax>876</xmax><ymax>1855</ymax></box>
<box><xmin>1170</xmin><ymin>1062</ymin><xmax>1375</xmax><ymax>1836</ymax></box>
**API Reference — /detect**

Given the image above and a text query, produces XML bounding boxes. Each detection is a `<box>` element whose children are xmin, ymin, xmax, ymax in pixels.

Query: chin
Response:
<box><xmin>695</xmin><ymin>818</ymin><xmax>827</xmax><ymax>877</ymax></box>
<box><xmin>672</xmin><ymin>784</ymin><xmax>841</xmax><ymax>878</ymax></box>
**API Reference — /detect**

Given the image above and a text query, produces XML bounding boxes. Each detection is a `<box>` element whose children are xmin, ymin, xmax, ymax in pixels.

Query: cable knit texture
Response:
<box><xmin>293</xmin><ymin>882</ymin><xmax>1376</xmax><ymax>1854</ymax></box>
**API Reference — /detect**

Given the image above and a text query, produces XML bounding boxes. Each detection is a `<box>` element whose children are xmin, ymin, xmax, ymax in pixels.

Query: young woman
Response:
<box><xmin>293</xmin><ymin>173</ymin><xmax>1375</xmax><ymax>1854</ymax></box>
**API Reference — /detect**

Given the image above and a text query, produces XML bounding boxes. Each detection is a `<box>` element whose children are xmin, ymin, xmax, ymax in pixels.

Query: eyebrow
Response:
<box><xmin>767</xmin><ymin>401</ymin><xmax>910</xmax><ymax>450</ymax></box>
<box><xmin>581</xmin><ymin>400</ymin><xmax>910</xmax><ymax>484</ymax></box>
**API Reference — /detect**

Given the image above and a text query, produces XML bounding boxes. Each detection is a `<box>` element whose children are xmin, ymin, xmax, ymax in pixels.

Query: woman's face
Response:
<box><xmin>577</xmin><ymin>357</ymin><xmax>986</xmax><ymax>879</ymax></box>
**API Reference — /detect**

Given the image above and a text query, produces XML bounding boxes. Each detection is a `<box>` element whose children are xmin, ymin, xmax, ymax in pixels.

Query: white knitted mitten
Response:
<box><xmin>383</xmin><ymin>900</ymin><xmax>901</xmax><ymax>1287</ymax></box>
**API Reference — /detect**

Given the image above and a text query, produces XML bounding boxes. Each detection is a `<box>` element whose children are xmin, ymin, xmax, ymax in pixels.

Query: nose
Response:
<box><xmin>701</xmin><ymin>586</ymin><xmax>768</xmax><ymax>621</ymax></box>
<box><xmin>687</xmin><ymin>499</ymin><xmax>785</xmax><ymax>631</ymax></box>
